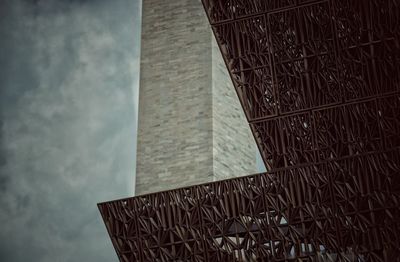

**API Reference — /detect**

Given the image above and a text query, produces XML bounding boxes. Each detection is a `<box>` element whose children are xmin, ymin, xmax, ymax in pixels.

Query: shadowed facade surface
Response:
<box><xmin>98</xmin><ymin>0</ymin><xmax>400</xmax><ymax>261</ymax></box>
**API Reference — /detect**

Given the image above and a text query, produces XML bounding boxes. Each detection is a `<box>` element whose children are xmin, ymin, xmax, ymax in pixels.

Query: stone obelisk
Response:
<box><xmin>135</xmin><ymin>0</ymin><xmax>258</xmax><ymax>195</ymax></box>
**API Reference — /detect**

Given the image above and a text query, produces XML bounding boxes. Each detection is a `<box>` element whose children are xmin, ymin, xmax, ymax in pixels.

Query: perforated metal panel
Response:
<box><xmin>99</xmin><ymin>1</ymin><xmax>400</xmax><ymax>261</ymax></box>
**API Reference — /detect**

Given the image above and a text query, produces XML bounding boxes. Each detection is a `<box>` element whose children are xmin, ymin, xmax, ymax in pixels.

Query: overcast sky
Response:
<box><xmin>0</xmin><ymin>0</ymin><xmax>141</xmax><ymax>261</ymax></box>
<box><xmin>0</xmin><ymin>1</ymin><xmax>267</xmax><ymax>261</ymax></box>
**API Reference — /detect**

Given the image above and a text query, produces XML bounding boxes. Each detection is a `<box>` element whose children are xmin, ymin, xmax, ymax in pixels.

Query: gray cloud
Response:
<box><xmin>0</xmin><ymin>0</ymin><xmax>141</xmax><ymax>261</ymax></box>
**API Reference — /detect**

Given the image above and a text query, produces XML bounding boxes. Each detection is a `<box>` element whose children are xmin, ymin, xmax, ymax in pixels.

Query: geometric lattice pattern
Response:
<box><xmin>99</xmin><ymin>149</ymin><xmax>400</xmax><ymax>261</ymax></box>
<box><xmin>98</xmin><ymin>0</ymin><xmax>400</xmax><ymax>261</ymax></box>
<box><xmin>204</xmin><ymin>0</ymin><xmax>400</xmax><ymax>170</ymax></box>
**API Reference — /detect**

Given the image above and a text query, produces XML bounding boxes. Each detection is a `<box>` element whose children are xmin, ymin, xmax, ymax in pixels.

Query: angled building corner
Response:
<box><xmin>98</xmin><ymin>0</ymin><xmax>400</xmax><ymax>261</ymax></box>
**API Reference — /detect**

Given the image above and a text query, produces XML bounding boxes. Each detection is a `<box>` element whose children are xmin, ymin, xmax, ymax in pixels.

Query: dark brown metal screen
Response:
<box><xmin>98</xmin><ymin>0</ymin><xmax>400</xmax><ymax>261</ymax></box>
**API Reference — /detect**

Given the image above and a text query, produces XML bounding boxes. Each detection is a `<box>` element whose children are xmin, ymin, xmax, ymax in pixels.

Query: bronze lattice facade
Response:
<box><xmin>99</xmin><ymin>0</ymin><xmax>400</xmax><ymax>261</ymax></box>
